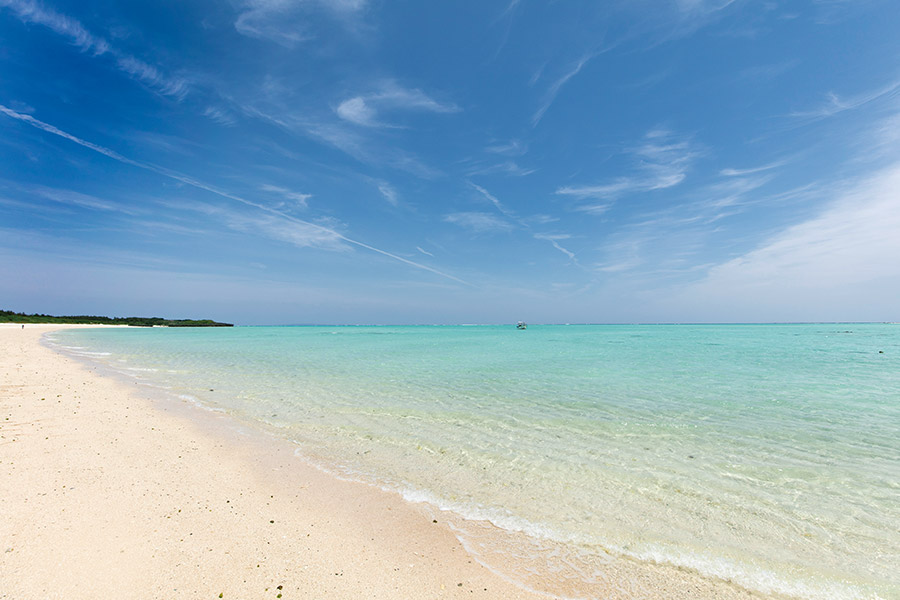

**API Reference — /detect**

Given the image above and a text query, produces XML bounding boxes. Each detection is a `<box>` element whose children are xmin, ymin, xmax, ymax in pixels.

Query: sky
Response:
<box><xmin>1</xmin><ymin>0</ymin><xmax>899</xmax><ymax>325</ymax></box>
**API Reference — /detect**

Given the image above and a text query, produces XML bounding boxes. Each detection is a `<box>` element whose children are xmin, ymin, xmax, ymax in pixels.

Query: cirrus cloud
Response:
<box><xmin>671</xmin><ymin>162</ymin><xmax>900</xmax><ymax>320</ymax></box>
<box><xmin>444</xmin><ymin>211</ymin><xmax>514</xmax><ymax>233</ymax></box>
<box><xmin>335</xmin><ymin>81</ymin><xmax>460</xmax><ymax>128</ymax></box>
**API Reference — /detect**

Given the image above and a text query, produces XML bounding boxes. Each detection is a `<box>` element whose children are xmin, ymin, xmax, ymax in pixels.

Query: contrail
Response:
<box><xmin>1</xmin><ymin>104</ymin><xmax>474</xmax><ymax>287</ymax></box>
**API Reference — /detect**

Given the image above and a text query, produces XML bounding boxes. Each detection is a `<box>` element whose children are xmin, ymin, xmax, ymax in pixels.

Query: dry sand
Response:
<box><xmin>0</xmin><ymin>325</ymin><xmax>768</xmax><ymax>600</ymax></box>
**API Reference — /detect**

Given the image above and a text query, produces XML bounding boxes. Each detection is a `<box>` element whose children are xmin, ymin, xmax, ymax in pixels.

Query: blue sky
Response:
<box><xmin>2</xmin><ymin>0</ymin><xmax>899</xmax><ymax>324</ymax></box>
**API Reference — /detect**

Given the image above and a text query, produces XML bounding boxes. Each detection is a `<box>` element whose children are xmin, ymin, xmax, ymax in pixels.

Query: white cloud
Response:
<box><xmin>336</xmin><ymin>97</ymin><xmax>378</xmax><ymax>127</ymax></box>
<box><xmin>673</xmin><ymin>162</ymin><xmax>900</xmax><ymax>319</ymax></box>
<box><xmin>29</xmin><ymin>185</ymin><xmax>136</xmax><ymax>214</ymax></box>
<box><xmin>234</xmin><ymin>0</ymin><xmax>367</xmax><ymax>47</ymax></box>
<box><xmin>466</xmin><ymin>160</ymin><xmax>535</xmax><ymax>177</ymax></box>
<box><xmin>469</xmin><ymin>182</ymin><xmax>513</xmax><ymax>217</ymax></box>
<box><xmin>674</xmin><ymin>0</ymin><xmax>736</xmax><ymax>15</ymax></box>
<box><xmin>290</xmin><ymin>114</ymin><xmax>442</xmax><ymax>177</ymax></box>
<box><xmin>231</xmin><ymin>212</ymin><xmax>347</xmax><ymax>251</ymax></box>
<box><xmin>203</xmin><ymin>106</ymin><xmax>238</xmax><ymax>126</ymax></box>
<box><xmin>260</xmin><ymin>184</ymin><xmax>311</xmax><ymax>208</ymax></box>
<box><xmin>675</xmin><ymin>174</ymin><xmax>773</xmax><ymax>221</ymax></box>
<box><xmin>533</xmin><ymin>233</ymin><xmax>576</xmax><ymax>260</ymax></box>
<box><xmin>444</xmin><ymin>212</ymin><xmax>514</xmax><ymax>233</ymax></box>
<box><xmin>559</xmin><ymin>179</ymin><xmax>646</xmax><ymax>201</ymax></box>
<box><xmin>501</xmin><ymin>0</ymin><xmax>522</xmax><ymax>17</ymax></box>
<box><xmin>0</xmin><ymin>0</ymin><xmax>188</xmax><ymax>98</ymax></box>
<box><xmin>0</xmin><ymin>104</ymin><xmax>137</xmax><ymax>165</ymax></box>
<box><xmin>115</xmin><ymin>56</ymin><xmax>189</xmax><ymax>99</ymax></box>
<box><xmin>557</xmin><ymin>129</ymin><xmax>699</xmax><ymax>205</ymax></box>
<box><xmin>240</xmin><ymin>97</ymin><xmax>444</xmax><ymax>178</ymax></box>
<box><xmin>0</xmin><ymin>0</ymin><xmax>108</xmax><ymax>53</ymax></box>
<box><xmin>375</xmin><ymin>180</ymin><xmax>398</xmax><ymax>206</ymax></box>
<box><xmin>790</xmin><ymin>77</ymin><xmax>900</xmax><ymax>120</ymax></box>
<box><xmin>1</xmin><ymin>104</ymin><xmax>471</xmax><ymax>286</ymax></box>
<box><xmin>525</xmin><ymin>214</ymin><xmax>558</xmax><ymax>225</ymax></box>
<box><xmin>234</xmin><ymin>1</ymin><xmax>311</xmax><ymax>47</ymax></box>
<box><xmin>301</xmin><ymin>119</ymin><xmax>369</xmax><ymax>161</ymax></box>
<box><xmin>467</xmin><ymin>183</ymin><xmax>579</xmax><ymax>262</ymax></box>
<box><xmin>653</xmin><ymin>0</ymin><xmax>739</xmax><ymax>42</ymax></box>
<box><xmin>335</xmin><ymin>82</ymin><xmax>459</xmax><ymax>128</ymax></box>
<box><xmin>596</xmin><ymin>257</ymin><xmax>643</xmax><ymax>273</ymax></box>
<box><xmin>849</xmin><ymin>111</ymin><xmax>900</xmax><ymax>163</ymax></box>
<box><xmin>573</xmin><ymin>202</ymin><xmax>614</xmax><ymax>216</ymax></box>
<box><xmin>376</xmin><ymin>84</ymin><xmax>459</xmax><ymax>113</ymax></box>
<box><xmin>532</xmin><ymin>54</ymin><xmax>594</xmax><ymax>126</ymax></box>
<box><xmin>485</xmin><ymin>139</ymin><xmax>527</xmax><ymax>156</ymax></box>
<box><xmin>720</xmin><ymin>159</ymin><xmax>788</xmax><ymax>177</ymax></box>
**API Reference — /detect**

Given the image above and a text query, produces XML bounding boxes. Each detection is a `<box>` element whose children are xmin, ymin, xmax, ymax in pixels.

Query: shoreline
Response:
<box><xmin>2</xmin><ymin>324</ymin><xmax>769</xmax><ymax>599</ymax></box>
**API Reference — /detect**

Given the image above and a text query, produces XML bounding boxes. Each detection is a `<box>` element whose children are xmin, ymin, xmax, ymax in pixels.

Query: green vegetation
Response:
<box><xmin>1</xmin><ymin>309</ymin><xmax>233</xmax><ymax>327</ymax></box>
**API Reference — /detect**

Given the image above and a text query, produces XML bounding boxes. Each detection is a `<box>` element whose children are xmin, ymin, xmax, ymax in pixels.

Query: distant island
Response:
<box><xmin>1</xmin><ymin>309</ymin><xmax>233</xmax><ymax>327</ymax></box>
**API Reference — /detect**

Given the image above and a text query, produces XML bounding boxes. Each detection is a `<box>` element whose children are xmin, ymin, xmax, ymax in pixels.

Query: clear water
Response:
<box><xmin>48</xmin><ymin>324</ymin><xmax>900</xmax><ymax>599</ymax></box>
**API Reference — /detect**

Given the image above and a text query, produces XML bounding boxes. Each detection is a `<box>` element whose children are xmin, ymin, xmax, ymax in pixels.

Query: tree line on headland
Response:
<box><xmin>1</xmin><ymin>309</ymin><xmax>233</xmax><ymax>327</ymax></box>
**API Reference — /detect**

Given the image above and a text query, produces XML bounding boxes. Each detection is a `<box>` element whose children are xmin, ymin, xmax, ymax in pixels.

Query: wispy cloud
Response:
<box><xmin>416</xmin><ymin>246</ymin><xmax>433</xmax><ymax>257</ymax></box>
<box><xmin>790</xmin><ymin>77</ymin><xmax>900</xmax><ymax>120</ymax></box>
<box><xmin>533</xmin><ymin>233</ymin><xmax>576</xmax><ymax>260</ymax></box>
<box><xmin>862</xmin><ymin>111</ymin><xmax>900</xmax><ymax>161</ymax></box>
<box><xmin>485</xmin><ymin>139</ymin><xmax>527</xmax><ymax>156</ymax></box>
<box><xmin>260</xmin><ymin>184</ymin><xmax>311</xmax><ymax>209</ymax></box>
<box><xmin>557</xmin><ymin>129</ymin><xmax>700</xmax><ymax>210</ymax></box>
<box><xmin>443</xmin><ymin>211</ymin><xmax>514</xmax><ymax>233</ymax></box>
<box><xmin>298</xmin><ymin>118</ymin><xmax>370</xmax><ymax>160</ymax></box>
<box><xmin>673</xmin><ymin>0</ymin><xmax>737</xmax><ymax>15</ymax></box>
<box><xmin>524</xmin><ymin>214</ymin><xmax>558</xmax><ymax>225</ymax></box>
<box><xmin>596</xmin><ymin>256</ymin><xmax>643</xmax><ymax>274</ymax></box>
<box><xmin>605</xmin><ymin>174</ymin><xmax>777</xmax><ymax>276</ymax></box>
<box><xmin>720</xmin><ymin>159</ymin><xmax>788</xmax><ymax>177</ymax></box>
<box><xmin>235</xmin><ymin>12</ymin><xmax>311</xmax><ymax>47</ymax></box>
<box><xmin>469</xmin><ymin>183</ymin><xmax>513</xmax><ymax>217</ymax></box>
<box><xmin>529</xmin><ymin>61</ymin><xmax>548</xmax><ymax>87</ymax></box>
<box><xmin>29</xmin><ymin>185</ymin><xmax>137</xmax><ymax>214</ymax></box>
<box><xmin>0</xmin><ymin>104</ymin><xmax>141</xmax><ymax>165</ymax></box>
<box><xmin>470</xmin><ymin>183</ymin><xmax>578</xmax><ymax>262</ymax></box>
<box><xmin>0</xmin><ymin>104</ymin><xmax>473</xmax><ymax>286</ymax></box>
<box><xmin>0</xmin><ymin>0</ymin><xmax>189</xmax><ymax>99</ymax></box>
<box><xmin>532</xmin><ymin>54</ymin><xmax>594</xmax><ymax>126</ymax></box>
<box><xmin>167</xmin><ymin>198</ymin><xmax>345</xmax><ymax>251</ymax></box>
<box><xmin>374</xmin><ymin>180</ymin><xmax>399</xmax><ymax>206</ymax></box>
<box><xmin>230</xmin><ymin>211</ymin><xmax>346</xmax><ymax>251</ymax></box>
<box><xmin>234</xmin><ymin>0</ymin><xmax>368</xmax><ymax>47</ymax></box>
<box><xmin>115</xmin><ymin>55</ymin><xmax>189</xmax><ymax>99</ymax></box>
<box><xmin>0</xmin><ymin>0</ymin><xmax>108</xmax><ymax>52</ymax></box>
<box><xmin>570</xmin><ymin>169</ymin><xmax>778</xmax><ymax>280</ymax></box>
<box><xmin>690</xmin><ymin>175</ymin><xmax>773</xmax><ymax>214</ymax></box>
<box><xmin>571</xmin><ymin>201</ymin><xmax>615</xmax><ymax>216</ymax></box>
<box><xmin>242</xmin><ymin>102</ymin><xmax>443</xmax><ymax>178</ymax></box>
<box><xmin>500</xmin><ymin>0</ymin><xmax>521</xmax><ymax>18</ymax></box>
<box><xmin>335</xmin><ymin>82</ymin><xmax>460</xmax><ymax>127</ymax></box>
<box><xmin>658</xmin><ymin>0</ymin><xmax>739</xmax><ymax>41</ymax></box>
<box><xmin>203</xmin><ymin>106</ymin><xmax>238</xmax><ymax>126</ymax></box>
<box><xmin>466</xmin><ymin>160</ymin><xmax>535</xmax><ymax>177</ymax></box>
<box><xmin>674</xmin><ymin>162</ymin><xmax>900</xmax><ymax>319</ymax></box>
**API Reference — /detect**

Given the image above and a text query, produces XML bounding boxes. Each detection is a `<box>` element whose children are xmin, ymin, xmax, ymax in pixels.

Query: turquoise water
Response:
<box><xmin>49</xmin><ymin>324</ymin><xmax>900</xmax><ymax>599</ymax></box>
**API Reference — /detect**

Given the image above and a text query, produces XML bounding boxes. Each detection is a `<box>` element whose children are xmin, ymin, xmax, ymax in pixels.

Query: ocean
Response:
<box><xmin>47</xmin><ymin>324</ymin><xmax>899</xmax><ymax>599</ymax></box>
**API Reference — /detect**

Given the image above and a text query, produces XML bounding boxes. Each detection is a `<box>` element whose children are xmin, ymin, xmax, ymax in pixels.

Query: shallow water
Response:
<box><xmin>49</xmin><ymin>324</ymin><xmax>900</xmax><ymax>599</ymax></box>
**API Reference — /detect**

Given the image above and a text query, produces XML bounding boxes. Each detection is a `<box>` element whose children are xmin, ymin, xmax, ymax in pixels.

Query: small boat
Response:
<box><xmin>516</xmin><ymin>321</ymin><xmax>527</xmax><ymax>330</ymax></box>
